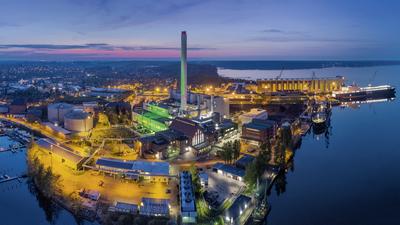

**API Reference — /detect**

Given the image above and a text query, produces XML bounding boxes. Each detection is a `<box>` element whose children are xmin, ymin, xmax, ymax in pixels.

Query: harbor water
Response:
<box><xmin>0</xmin><ymin>135</ymin><xmax>96</xmax><ymax>225</ymax></box>
<box><xmin>220</xmin><ymin>65</ymin><xmax>400</xmax><ymax>225</ymax></box>
<box><xmin>0</xmin><ymin>64</ymin><xmax>399</xmax><ymax>225</ymax></box>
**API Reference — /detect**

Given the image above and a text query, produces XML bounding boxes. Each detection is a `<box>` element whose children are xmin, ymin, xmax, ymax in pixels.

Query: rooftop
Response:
<box><xmin>36</xmin><ymin>138</ymin><xmax>85</xmax><ymax>164</ymax></box>
<box><xmin>235</xmin><ymin>154</ymin><xmax>255</xmax><ymax>169</ymax></box>
<box><xmin>140</xmin><ymin>197</ymin><xmax>170</xmax><ymax>216</ymax></box>
<box><xmin>241</xmin><ymin>108</ymin><xmax>267</xmax><ymax>117</ymax></box>
<box><xmin>96</xmin><ymin>158</ymin><xmax>170</xmax><ymax>176</ymax></box>
<box><xmin>142</xmin><ymin>111</ymin><xmax>171</xmax><ymax>124</ymax></box>
<box><xmin>243</xmin><ymin>119</ymin><xmax>276</xmax><ymax>131</ymax></box>
<box><xmin>179</xmin><ymin>171</ymin><xmax>196</xmax><ymax>213</ymax></box>
<box><xmin>225</xmin><ymin>195</ymin><xmax>251</xmax><ymax>221</ymax></box>
<box><xmin>170</xmin><ymin>117</ymin><xmax>201</xmax><ymax>138</ymax></box>
<box><xmin>64</xmin><ymin>110</ymin><xmax>91</xmax><ymax>120</ymax></box>
<box><xmin>48</xmin><ymin>102</ymin><xmax>74</xmax><ymax>110</ymax></box>
<box><xmin>213</xmin><ymin>162</ymin><xmax>245</xmax><ymax>178</ymax></box>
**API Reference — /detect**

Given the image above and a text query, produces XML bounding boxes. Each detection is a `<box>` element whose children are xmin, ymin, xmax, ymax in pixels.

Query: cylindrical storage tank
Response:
<box><xmin>47</xmin><ymin>103</ymin><xmax>74</xmax><ymax>124</ymax></box>
<box><xmin>64</xmin><ymin>110</ymin><xmax>93</xmax><ymax>132</ymax></box>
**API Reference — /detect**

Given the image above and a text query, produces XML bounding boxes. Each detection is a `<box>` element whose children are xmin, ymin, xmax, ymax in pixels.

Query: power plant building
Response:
<box><xmin>64</xmin><ymin>110</ymin><xmax>93</xmax><ymax>132</ymax></box>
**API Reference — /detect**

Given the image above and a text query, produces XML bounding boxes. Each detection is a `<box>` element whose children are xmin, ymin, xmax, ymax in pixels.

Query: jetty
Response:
<box><xmin>0</xmin><ymin>174</ymin><xmax>27</xmax><ymax>184</ymax></box>
<box><xmin>0</xmin><ymin>143</ymin><xmax>26</xmax><ymax>153</ymax></box>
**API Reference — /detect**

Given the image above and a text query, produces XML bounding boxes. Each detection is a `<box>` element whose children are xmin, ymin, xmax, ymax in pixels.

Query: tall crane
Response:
<box><xmin>276</xmin><ymin>67</ymin><xmax>284</xmax><ymax>79</ymax></box>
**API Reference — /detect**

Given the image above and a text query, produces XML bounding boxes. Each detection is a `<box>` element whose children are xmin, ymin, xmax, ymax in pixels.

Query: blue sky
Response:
<box><xmin>0</xmin><ymin>0</ymin><xmax>399</xmax><ymax>60</ymax></box>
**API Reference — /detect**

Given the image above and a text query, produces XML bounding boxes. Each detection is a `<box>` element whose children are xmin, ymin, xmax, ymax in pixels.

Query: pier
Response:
<box><xmin>0</xmin><ymin>144</ymin><xmax>27</xmax><ymax>153</ymax></box>
<box><xmin>0</xmin><ymin>174</ymin><xmax>27</xmax><ymax>184</ymax></box>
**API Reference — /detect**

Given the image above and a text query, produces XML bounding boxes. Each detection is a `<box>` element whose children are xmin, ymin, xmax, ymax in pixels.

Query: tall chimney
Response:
<box><xmin>180</xmin><ymin>31</ymin><xmax>187</xmax><ymax>114</ymax></box>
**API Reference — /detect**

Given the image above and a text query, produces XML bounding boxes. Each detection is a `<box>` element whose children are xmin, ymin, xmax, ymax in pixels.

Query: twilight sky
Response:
<box><xmin>0</xmin><ymin>0</ymin><xmax>399</xmax><ymax>60</ymax></box>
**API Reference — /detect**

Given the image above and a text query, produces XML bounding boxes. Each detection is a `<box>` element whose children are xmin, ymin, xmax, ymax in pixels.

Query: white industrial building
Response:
<box><xmin>47</xmin><ymin>102</ymin><xmax>74</xmax><ymax>124</ymax></box>
<box><xmin>238</xmin><ymin>108</ymin><xmax>268</xmax><ymax>125</ymax></box>
<box><xmin>205</xmin><ymin>95</ymin><xmax>230</xmax><ymax>119</ymax></box>
<box><xmin>64</xmin><ymin>109</ymin><xmax>93</xmax><ymax>132</ymax></box>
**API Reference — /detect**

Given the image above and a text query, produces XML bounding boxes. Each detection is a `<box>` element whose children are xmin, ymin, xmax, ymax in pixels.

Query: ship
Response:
<box><xmin>332</xmin><ymin>85</ymin><xmax>395</xmax><ymax>102</ymax></box>
<box><xmin>311</xmin><ymin>102</ymin><xmax>330</xmax><ymax>133</ymax></box>
<box><xmin>252</xmin><ymin>198</ymin><xmax>270</xmax><ymax>223</ymax></box>
<box><xmin>312</xmin><ymin>112</ymin><xmax>327</xmax><ymax>125</ymax></box>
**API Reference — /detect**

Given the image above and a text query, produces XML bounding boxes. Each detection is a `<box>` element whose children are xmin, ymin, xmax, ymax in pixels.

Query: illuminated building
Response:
<box><xmin>64</xmin><ymin>109</ymin><xmax>93</xmax><ymax>132</ymax></box>
<box><xmin>132</xmin><ymin>103</ymin><xmax>172</xmax><ymax>132</ymax></box>
<box><xmin>36</xmin><ymin>138</ymin><xmax>85</xmax><ymax>170</ymax></box>
<box><xmin>255</xmin><ymin>76</ymin><xmax>344</xmax><ymax>93</ymax></box>
<box><xmin>239</xmin><ymin>108</ymin><xmax>268</xmax><ymax>125</ymax></box>
<box><xmin>140</xmin><ymin>197</ymin><xmax>170</xmax><ymax>217</ymax></box>
<box><xmin>170</xmin><ymin>117</ymin><xmax>205</xmax><ymax>148</ymax></box>
<box><xmin>95</xmin><ymin>158</ymin><xmax>171</xmax><ymax>183</ymax></box>
<box><xmin>224</xmin><ymin>195</ymin><xmax>251</xmax><ymax>225</ymax></box>
<box><xmin>47</xmin><ymin>102</ymin><xmax>74</xmax><ymax>124</ymax></box>
<box><xmin>212</xmin><ymin>162</ymin><xmax>245</xmax><ymax>182</ymax></box>
<box><xmin>241</xmin><ymin>119</ymin><xmax>277</xmax><ymax>146</ymax></box>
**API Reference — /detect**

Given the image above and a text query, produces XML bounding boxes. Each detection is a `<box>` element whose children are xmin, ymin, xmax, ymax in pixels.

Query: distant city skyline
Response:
<box><xmin>0</xmin><ymin>0</ymin><xmax>399</xmax><ymax>60</ymax></box>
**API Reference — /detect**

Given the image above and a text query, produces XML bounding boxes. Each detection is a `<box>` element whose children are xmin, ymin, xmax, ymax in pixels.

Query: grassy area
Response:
<box><xmin>100</xmin><ymin>141</ymin><xmax>138</xmax><ymax>160</ymax></box>
<box><xmin>90</xmin><ymin>127</ymin><xmax>136</xmax><ymax>140</ymax></box>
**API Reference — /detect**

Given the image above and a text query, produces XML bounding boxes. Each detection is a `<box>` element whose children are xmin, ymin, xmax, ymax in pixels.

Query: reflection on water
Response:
<box><xmin>264</xmin><ymin>94</ymin><xmax>398</xmax><ymax>225</ymax></box>
<box><xmin>0</xmin><ymin>135</ymin><xmax>95</xmax><ymax>225</ymax></box>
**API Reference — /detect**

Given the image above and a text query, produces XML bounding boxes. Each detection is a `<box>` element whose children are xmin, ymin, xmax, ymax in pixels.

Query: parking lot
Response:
<box><xmin>205</xmin><ymin>168</ymin><xmax>245</xmax><ymax>206</ymax></box>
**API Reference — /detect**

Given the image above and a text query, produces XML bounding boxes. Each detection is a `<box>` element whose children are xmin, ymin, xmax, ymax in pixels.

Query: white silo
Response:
<box><xmin>64</xmin><ymin>110</ymin><xmax>93</xmax><ymax>132</ymax></box>
<box><xmin>47</xmin><ymin>103</ymin><xmax>74</xmax><ymax>124</ymax></box>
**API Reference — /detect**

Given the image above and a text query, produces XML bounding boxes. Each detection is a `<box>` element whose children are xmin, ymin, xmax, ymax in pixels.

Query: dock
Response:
<box><xmin>0</xmin><ymin>144</ymin><xmax>27</xmax><ymax>153</ymax></box>
<box><xmin>0</xmin><ymin>174</ymin><xmax>27</xmax><ymax>184</ymax></box>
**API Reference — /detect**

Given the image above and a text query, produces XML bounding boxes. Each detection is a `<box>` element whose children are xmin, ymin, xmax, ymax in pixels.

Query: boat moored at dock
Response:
<box><xmin>332</xmin><ymin>85</ymin><xmax>396</xmax><ymax>102</ymax></box>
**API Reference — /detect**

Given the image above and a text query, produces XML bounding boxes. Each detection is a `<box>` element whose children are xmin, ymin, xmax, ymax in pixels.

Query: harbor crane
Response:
<box><xmin>276</xmin><ymin>67</ymin><xmax>284</xmax><ymax>79</ymax></box>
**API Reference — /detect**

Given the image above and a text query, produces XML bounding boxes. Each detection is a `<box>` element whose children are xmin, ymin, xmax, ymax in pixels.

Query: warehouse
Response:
<box><xmin>212</xmin><ymin>162</ymin><xmax>245</xmax><ymax>182</ymax></box>
<box><xmin>95</xmin><ymin>158</ymin><xmax>171</xmax><ymax>183</ymax></box>
<box><xmin>36</xmin><ymin>138</ymin><xmax>86</xmax><ymax>170</ymax></box>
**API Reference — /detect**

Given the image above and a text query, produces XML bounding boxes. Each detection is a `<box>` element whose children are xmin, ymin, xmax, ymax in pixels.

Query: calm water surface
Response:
<box><xmin>254</xmin><ymin>66</ymin><xmax>400</xmax><ymax>225</ymax></box>
<box><xmin>0</xmin><ymin>65</ymin><xmax>399</xmax><ymax>225</ymax></box>
<box><xmin>0</xmin><ymin>135</ymin><xmax>96</xmax><ymax>225</ymax></box>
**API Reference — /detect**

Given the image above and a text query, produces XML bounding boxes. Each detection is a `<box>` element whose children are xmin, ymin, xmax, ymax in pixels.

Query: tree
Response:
<box><xmin>221</xmin><ymin>141</ymin><xmax>235</xmax><ymax>164</ymax></box>
<box><xmin>244</xmin><ymin>161</ymin><xmax>258</xmax><ymax>187</ymax></box>
<box><xmin>189</xmin><ymin>164</ymin><xmax>201</xmax><ymax>195</ymax></box>
<box><xmin>233</xmin><ymin>140</ymin><xmax>241</xmax><ymax>161</ymax></box>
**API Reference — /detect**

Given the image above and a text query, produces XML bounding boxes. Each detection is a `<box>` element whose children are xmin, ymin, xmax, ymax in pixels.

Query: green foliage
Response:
<box><xmin>27</xmin><ymin>157</ymin><xmax>62</xmax><ymax>199</ymax></box>
<box><xmin>244</xmin><ymin>140</ymin><xmax>271</xmax><ymax>188</ymax></box>
<box><xmin>189</xmin><ymin>164</ymin><xmax>202</xmax><ymax>196</ymax></box>
<box><xmin>220</xmin><ymin>140</ymin><xmax>240</xmax><ymax>164</ymax></box>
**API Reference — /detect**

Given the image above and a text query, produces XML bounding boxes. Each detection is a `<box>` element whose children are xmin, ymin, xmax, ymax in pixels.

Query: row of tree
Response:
<box><xmin>27</xmin><ymin>143</ymin><xmax>62</xmax><ymax>199</ymax></box>
<box><xmin>219</xmin><ymin>140</ymin><xmax>241</xmax><ymax>164</ymax></box>
<box><xmin>243</xmin><ymin>141</ymin><xmax>272</xmax><ymax>188</ymax></box>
